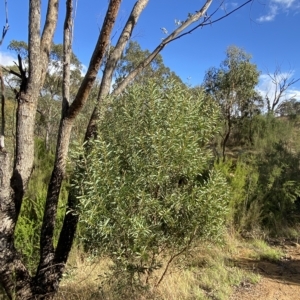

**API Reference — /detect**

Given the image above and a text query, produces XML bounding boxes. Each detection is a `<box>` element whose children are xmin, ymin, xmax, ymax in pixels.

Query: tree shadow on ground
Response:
<box><xmin>230</xmin><ymin>240</ymin><xmax>300</xmax><ymax>286</ymax></box>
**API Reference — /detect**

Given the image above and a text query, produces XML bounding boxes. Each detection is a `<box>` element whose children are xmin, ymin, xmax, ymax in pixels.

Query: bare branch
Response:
<box><xmin>0</xmin><ymin>0</ymin><xmax>9</xmax><ymax>46</ymax></box>
<box><xmin>0</xmin><ymin>67</ymin><xmax>5</xmax><ymax>149</ymax></box>
<box><xmin>112</xmin><ymin>0</ymin><xmax>213</xmax><ymax>96</ymax></box>
<box><xmin>17</xmin><ymin>54</ymin><xmax>27</xmax><ymax>81</ymax></box>
<box><xmin>6</xmin><ymin>68</ymin><xmax>22</xmax><ymax>79</ymax></box>
<box><xmin>40</xmin><ymin>0</ymin><xmax>60</xmax><ymax>86</ymax></box>
<box><xmin>169</xmin><ymin>0</ymin><xmax>253</xmax><ymax>43</ymax></box>
<box><xmin>265</xmin><ymin>66</ymin><xmax>300</xmax><ymax>113</ymax></box>
<box><xmin>112</xmin><ymin>0</ymin><xmax>253</xmax><ymax>97</ymax></box>
<box><xmin>155</xmin><ymin>228</ymin><xmax>197</xmax><ymax>287</ymax></box>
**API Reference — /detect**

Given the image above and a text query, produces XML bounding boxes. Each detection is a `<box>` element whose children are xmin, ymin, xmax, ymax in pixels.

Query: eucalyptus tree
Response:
<box><xmin>113</xmin><ymin>40</ymin><xmax>182</xmax><ymax>87</ymax></box>
<box><xmin>277</xmin><ymin>98</ymin><xmax>300</xmax><ymax>117</ymax></box>
<box><xmin>0</xmin><ymin>1</ymin><xmax>253</xmax><ymax>298</ymax></box>
<box><xmin>204</xmin><ymin>46</ymin><xmax>261</xmax><ymax>160</ymax></box>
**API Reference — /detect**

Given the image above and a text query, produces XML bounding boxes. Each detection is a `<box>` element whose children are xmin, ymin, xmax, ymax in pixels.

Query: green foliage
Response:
<box><xmin>204</xmin><ymin>46</ymin><xmax>262</xmax><ymax>117</ymax></box>
<box><xmin>214</xmin><ymin>159</ymin><xmax>260</xmax><ymax>230</ymax></box>
<box><xmin>250</xmin><ymin>115</ymin><xmax>300</xmax><ymax>231</ymax></box>
<box><xmin>8</xmin><ymin>40</ymin><xmax>81</xmax><ymax>67</ymax></box>
<box><xmin>8</xmin><ymin>40</ymin><xmax>28</xmax><ymax>59</ymax></box>
<box><xmin>72</xmin><ymin>80</ymin><xmax>229</xmax><ymax>286</ymax></box>
<box><xmin>114</xmin><ymin>41</ymin><xmax>183</xmax><ymax>87</ymax></box>
<box><xmin>278</xmin><ymin>98</ymin><xmax>300</xmax><ymax>117</ymax></box>
<box><xmin>254</xmin><ymin>141</ymin><xmax>300</xmax><ymax>230</ymax></box>
<box><xmin>15</xmin><ymin>139</ymin><xmax>67</xmax><ymax>272</ymax></box>
<box><xmin>219</xmin><ymin>115</ymin><xmax>300</xmax><ymax>235</ymax></box>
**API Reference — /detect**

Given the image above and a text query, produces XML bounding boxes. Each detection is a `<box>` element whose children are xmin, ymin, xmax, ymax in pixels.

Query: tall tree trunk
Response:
<box><xmin>0</xmin><ymin>0</ymin><xmax>58</xmax><ymax>298</ymax></box>
<box><xmin>222</xmin><ymin>109</ymin><xmax>231</xmax><ymax>162</ymax></box>
<box><xmin>0</xmin><ymin>1</ymin><xmax>42</xmax><ymax>298</ymax></box>
<box><xmin>35</xmin><ymin>0</ymin><xmax>122</xmax><ymax>294</ymax></box>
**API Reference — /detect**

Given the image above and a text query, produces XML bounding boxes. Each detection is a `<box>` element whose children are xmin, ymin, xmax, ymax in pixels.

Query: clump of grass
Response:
<box><xmin>278</xmin><ymin>225</ymin><xmax>300</xmax><ymax>239</ymax></box>
<box><xmin>250</xmin><ymin>239</ymin><xmax>284</xmax><ymax>262</ymax></box>
<box><xmin>56</xmin><ymin>247</ymin><xmax>111</xmax><ymax>300</ymax></box>
<box><xmin>176</xmin><ymin>245</ymin><xmax>259</xmax><ymax>300</ymax></box>
<box><xmin>56</xmin><ymin>238</ymin><xmax>261</xmax><ymax>300</ymax></box>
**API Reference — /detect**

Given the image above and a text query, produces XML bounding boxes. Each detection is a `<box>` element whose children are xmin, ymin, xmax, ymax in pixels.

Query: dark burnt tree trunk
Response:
<box><xmin>222</xmin><ymin>107</ymin><xmax>232</xmax><ymax>162</ymax></box>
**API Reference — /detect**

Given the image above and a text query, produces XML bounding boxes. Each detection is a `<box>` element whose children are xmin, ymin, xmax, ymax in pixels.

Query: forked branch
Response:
<box><xmin>112</xmin><ymin>0</ymin><xmax>253</xmax><ymax>97</ymax></box>
<box><xmin>265</xmin><ymin>66</ymin><xmax>300</xmax><ymax>113</ymax></box>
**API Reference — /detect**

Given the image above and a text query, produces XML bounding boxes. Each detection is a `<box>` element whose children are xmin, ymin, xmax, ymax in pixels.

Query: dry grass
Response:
<box><xmin>56</xmin><ymin>248</ymin><xmax>111</xmax><ymax>299</ymax></box>
<box><xmin>55</xmin><ymin>236</ymin><xmax>260</xmax><ymax>300</ymax></box>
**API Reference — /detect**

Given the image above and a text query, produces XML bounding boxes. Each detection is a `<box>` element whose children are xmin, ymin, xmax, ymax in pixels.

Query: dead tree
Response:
<box><xmin>265</xmin><ymin>66</ymin><xmax>300</xmax><ymax>113</ymax></box>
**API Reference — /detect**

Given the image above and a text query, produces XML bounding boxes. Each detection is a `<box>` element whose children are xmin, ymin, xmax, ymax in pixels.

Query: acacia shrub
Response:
<box><xmin>72</xmin><ymin>80</ymin><xmax>229</xmax><ymax>287</ymax></box>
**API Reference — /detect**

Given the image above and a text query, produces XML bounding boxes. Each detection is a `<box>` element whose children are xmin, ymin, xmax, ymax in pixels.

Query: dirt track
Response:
<box><xmin>231</xmin><ymin>240</ymin><xmax>300</xmax><ymax>300</ymax></box>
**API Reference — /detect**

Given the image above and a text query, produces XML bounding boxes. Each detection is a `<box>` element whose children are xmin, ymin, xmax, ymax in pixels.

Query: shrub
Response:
<box><xmin>72</xmin><ymin>80</ymin><xmax>230</xmax><ymax>287</ymax></box>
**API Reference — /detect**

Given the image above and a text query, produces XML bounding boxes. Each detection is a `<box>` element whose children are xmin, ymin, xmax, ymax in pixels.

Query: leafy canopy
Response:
<box><xmin>204</xmin><ymin>45</ymin><xmax>261</xmax><ymax>118</ymax></box>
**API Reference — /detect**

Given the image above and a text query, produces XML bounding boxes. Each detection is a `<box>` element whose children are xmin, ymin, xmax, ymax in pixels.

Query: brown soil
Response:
<box><xmin>230</xmin><ymin>240</ymin><xmax>300</xmax><ymax>300</ymax></box>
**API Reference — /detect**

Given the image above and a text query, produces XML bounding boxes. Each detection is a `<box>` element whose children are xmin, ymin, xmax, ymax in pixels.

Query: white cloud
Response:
<box><xmin>257</xmin><ymin>5</ymin><xmax>278</xmax><ymax>22</ymax></box>
<box><xmin>80</xmin><ymin>64</ymin><xmax>87</xmax><ymax>76</ymax></box>
<box><xmin>273</xmin><ymin>0</ymin><xmax>296</xmax><ymax>8</ymax></box>
<box><xmin>0</xmin><ymin>52</ymin><xmax>16</xmax><ymax>66</ymax></box>
<box><xmin>257</xmin><ymin>0</ymin><xmax>298</xmax><ymax>22</ymax></box>
<box><xmin>257</xmin><ymin>74</ymin><xmax>274</xmax><ymax>98</ymax></box>
<box><xmin>286</xmin><ymin>88</ymin><xmax>300</xmax><ymax>101</ymax></box>
<box><xmin>221</xmin><ymin>2</ymin><xmax>238</xmax><ymax>12</ymax></box>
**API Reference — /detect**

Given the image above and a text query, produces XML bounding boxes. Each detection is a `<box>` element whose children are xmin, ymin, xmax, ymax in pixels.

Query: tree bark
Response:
<box><xmin>0</xmin><ymin>0</ymin><xmax>58</xmax><ymax>298</ymax></box>
<box><xmin>0</xmin><ymin>67</ymin><xmax>5</xmax><ymax>150</ymax></box>
<box><xmin>222</xmin><ymin>108</ymin><xmax>231</xmax><ymax>162</ymax></box>
<box><xmin>40</xmin><ymin>0</ymin><xmax>60</xmax><ymax>86</ymax></box>
<box><xmin>0</xmin><ymin>150</ymin><xmax>33</xmax><ymax>300</ymax></box>
<box><xmin>35</xmin><ymin>0</ymin><xmax>122</xmax><ymax>294</ymax></box>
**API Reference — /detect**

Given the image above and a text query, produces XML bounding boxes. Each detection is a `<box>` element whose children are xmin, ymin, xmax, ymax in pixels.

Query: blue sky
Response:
<box><xmin>0</xmin><ymin>0</ymin><xmax>300</xmax><ymax>101</ymax></box>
